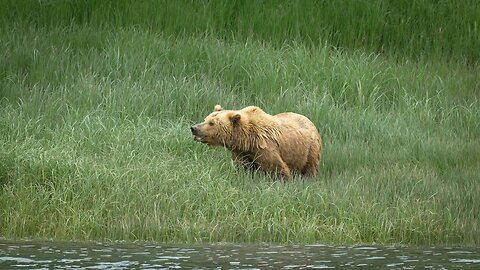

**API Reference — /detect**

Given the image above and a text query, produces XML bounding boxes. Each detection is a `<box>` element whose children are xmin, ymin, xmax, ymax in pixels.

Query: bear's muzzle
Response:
<box><xmin>190</xmin><ymin>124</ymin><xmax>204</xmax><ymax>142</ymax></box>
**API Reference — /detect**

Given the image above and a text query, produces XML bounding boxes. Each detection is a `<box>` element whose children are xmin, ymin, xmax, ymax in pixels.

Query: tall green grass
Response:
<box><xmin>1</xmin><ymin>0</ymin><xmax>479</xmax><ymax>63</ymax></box>
<box><xmin>0</xmin><ymin>2</ymin><xmax>479</xmax><ymax>245</ymax></box>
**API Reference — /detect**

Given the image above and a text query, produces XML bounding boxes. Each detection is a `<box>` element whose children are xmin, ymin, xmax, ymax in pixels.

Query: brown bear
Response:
<box><xmin>190</xmin><ymin>105</ymin><xmax>322</xmax><ymax>178</ymax></box>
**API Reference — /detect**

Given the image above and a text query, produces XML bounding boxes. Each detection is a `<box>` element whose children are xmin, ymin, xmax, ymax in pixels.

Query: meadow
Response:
<box><xmin>0</xmin><ymin>0</ymin><xmax>479</xmax><ymax>245</ymax></box>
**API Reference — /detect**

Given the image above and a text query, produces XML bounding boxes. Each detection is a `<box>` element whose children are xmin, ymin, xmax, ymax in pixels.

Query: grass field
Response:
<box><xmin>0</xmin><ymin>1</ymin><xmax>479</xmax><ymax>245</ymax></box>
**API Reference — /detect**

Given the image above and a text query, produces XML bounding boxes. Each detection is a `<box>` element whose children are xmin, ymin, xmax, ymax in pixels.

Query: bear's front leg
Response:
<box><xmin>255</xmin><ymin>151</ymin><xmax>291</xmax><ymax>178</ymax></box>
<box><xmin>231</xmin><ymin>151</ymin><xmax>258</xmax><ymax>173</ymax></box>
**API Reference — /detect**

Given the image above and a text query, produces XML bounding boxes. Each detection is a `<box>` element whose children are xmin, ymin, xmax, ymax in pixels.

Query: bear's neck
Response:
<box><xmin>228</xmin><ymin>123</ymin><xmax>280</xmax><ymax>152</ymax></box>
<box><xmin>228</xmin><ymin>124</ymin><xmax>249</xmax><ymax>151</ymax></box>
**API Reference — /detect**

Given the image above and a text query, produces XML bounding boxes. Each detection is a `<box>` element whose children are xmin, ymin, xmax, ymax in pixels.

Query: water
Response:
<box><xmin>0</xmin><ymin>240</ymin><xmax>478</xmax><ymax>269</ymax></box>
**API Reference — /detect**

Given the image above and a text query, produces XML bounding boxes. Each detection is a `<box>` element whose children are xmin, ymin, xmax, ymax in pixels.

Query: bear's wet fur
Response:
<box><xmin>191</xmin><ymin>105</ymin><xmax>322</xmax><ymax>178</ymax></box>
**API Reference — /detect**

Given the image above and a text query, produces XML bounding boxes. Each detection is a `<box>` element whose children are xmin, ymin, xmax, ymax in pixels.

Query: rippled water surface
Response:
<box><xmin>0</xmin><ymin>239</ymin><xmax>479</xmax><ymax>269</ymax></box>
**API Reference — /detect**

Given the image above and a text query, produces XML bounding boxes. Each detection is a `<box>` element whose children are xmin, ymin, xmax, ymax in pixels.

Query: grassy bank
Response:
<box><xmin>0</xmin><ymin>2</ymin><xmax>479</xmax><ymax>245</ymax></box>
<box><xmin>1</xmin><ymin>0</ymin><xmax>479</xmax><ymax>63</ymax></box>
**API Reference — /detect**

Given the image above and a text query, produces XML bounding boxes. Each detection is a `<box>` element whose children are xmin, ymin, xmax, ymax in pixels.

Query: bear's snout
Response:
<box><xmin>190</xmin><ymin>124</ymin><xmax>200</xmax><ymax>135</ymax></box>
<box><xmin>190</xmin><ymin>124</ymin><xmax>204</xmax><ymax>142</ymax></box>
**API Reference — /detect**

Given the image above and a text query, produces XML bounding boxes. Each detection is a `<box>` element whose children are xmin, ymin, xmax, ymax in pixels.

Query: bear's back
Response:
<box><xmin>274</xmin><ymin>112</ymin><xmax>318</xmax><ymax>133</ymax></box>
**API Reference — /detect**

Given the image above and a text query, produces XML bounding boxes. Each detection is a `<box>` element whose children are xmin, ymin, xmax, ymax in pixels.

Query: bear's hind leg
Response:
<box><xmin>302</xmin><ymin>142</ymin><xmax>321</xmax><ymax>178</ymax></box>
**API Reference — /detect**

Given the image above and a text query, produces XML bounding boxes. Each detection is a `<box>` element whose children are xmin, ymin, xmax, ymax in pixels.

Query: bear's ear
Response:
<box><xmin>243</xmin><ymin>106</ymin><xmax>259</xmax><ymax>113</ymax></box>
<box><xmin>230</xmin><ymin>112</ymin><xmax>241</xmax><ymax>124</ymax></box>
<box><xmin>214</xmin><ymin>105</ymin><xmax>223</xmax><ymax>112</ymax></box>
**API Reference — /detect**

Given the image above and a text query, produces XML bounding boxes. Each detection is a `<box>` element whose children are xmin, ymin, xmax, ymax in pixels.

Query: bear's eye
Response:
<box><xmin>208</xmin><ymin>122</ymin><xmax>215</xmax><ymax>126</ymax></box>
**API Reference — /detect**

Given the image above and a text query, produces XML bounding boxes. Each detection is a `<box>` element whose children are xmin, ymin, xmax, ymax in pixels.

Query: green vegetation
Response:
<box><xmin>0</xmin><ymin>0</ymin><xmax>479</xmax><ymax>245</ymax></box>
<box><xmin>2</xmin><ymin>0</ymin><xmax>479</xmax><ymax>62</ymax></box>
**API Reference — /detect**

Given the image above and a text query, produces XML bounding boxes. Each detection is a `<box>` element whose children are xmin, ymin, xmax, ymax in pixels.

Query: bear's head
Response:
<box><xmin>190</xmin><ymin>105</ymin><xmax>246</xmax><ymax>147</ymax></box>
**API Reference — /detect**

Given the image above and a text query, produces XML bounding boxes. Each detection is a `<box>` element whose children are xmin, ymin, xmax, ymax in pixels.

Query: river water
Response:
<box><xmin>0</xmin><ymin>239</ymin><xmax>478</xmax><ymax>269</ymax></box>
